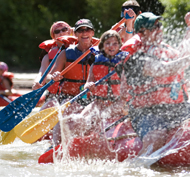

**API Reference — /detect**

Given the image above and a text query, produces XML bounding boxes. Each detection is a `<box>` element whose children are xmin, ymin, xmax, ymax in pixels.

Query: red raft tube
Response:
<box><xmin>158</xmin><ymin>120</ymin><xmax>190</xmax><ymax>166</ymax></box>
<box><xmin>38</xmin><ymin>117</ymin><xmax>143</xmax><ymax>164</ymax></box>
<box><xmin>39</xmin><ymin>117</ymin><xmax>190</xmax><ymax>167</ymax></box>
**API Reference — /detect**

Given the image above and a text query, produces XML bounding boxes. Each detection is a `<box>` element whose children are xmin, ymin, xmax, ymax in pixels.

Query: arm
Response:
<box><xmin>118</xmin><ymin>9</ymin><xmax>136</xmax><ymax>43</ymax></box>
<box><xmin>47</xmin><ymin>50</ymin><xmax>67</xmax><ymax>82</ymax></box>
<box><xmin>143</xmin><ymin>55</ymin><xmax>190</xmax><ymax>77</ymax></box>
<box><xmin>0</xmin><ymin>78</ymin><xmax>12</xmax><ymax>96</ymax></box>
<box><xmin>84</xmin><ymin>64</ymin><xmax>96</xmax><ymax>91</ymax></box>
<box><xmin>32</xmin><ymin>54</ymin><xmax>49</xmax><ymax>90</ymax></box>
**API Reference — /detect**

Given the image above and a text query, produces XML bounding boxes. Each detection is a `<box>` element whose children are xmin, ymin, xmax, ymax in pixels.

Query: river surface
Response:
<box><xmin>1</xmin><ymin>73</ymin><xmax>190</xmax><ymax>177</ymax></box>
<box><xmin>1</xmin><ymin>137</ymin><xmax>190</xmax><ymax>177</ymax></box>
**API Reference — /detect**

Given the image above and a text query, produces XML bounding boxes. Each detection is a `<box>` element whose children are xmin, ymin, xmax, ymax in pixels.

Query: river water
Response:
<box><xmin>1</xmin><ymin>136</ymin><xmax>190</xmax><ymax>177</ymax></box>
<box><xmin>1</xmin><ymin>73</ymin><xmax>190</xmax><ymax>176</ymax></box>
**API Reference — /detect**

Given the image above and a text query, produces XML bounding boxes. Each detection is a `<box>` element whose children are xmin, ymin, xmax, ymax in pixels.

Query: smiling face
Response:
<box><xmin>75</xmin><ymin>27</ymin><xmax>94</xmax><ymax>45</ymax></box>
<box><xmin>53</xmin><ymin>26</ymin><xmax>70</xmax><ymax>39</ymax></box>
<box><xmin>103</xmin><ymin>36</ymin><xmax>120</xmax><ymax>57</ymax></box>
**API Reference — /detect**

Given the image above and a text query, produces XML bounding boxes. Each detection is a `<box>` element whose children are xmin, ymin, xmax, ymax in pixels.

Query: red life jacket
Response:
<box><xmin>0</xmin><ymin>72</ymin><xmax>14</xmax><ymax>90</ymax></box>
<box><xmin>46</xmin><ymin>46</ymin><xmax>60</xmax><ymax>94</ymax></box>
<box><xmin>91</xmin><ymin>54</ymin><xmax>122</xmax><ymax>101</ymax></box>
<box><xmin>121</xmin><ymin>35</ymin><xmax>188</xmax><ymax>108</ymax></box>
<box><xmin>39</xmin><ymin>39</ymin><xmax>57</xmax><ymax>53</ymax></box>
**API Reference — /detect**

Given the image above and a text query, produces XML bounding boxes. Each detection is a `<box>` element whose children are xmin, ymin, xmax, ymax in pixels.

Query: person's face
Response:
<box><xmin>143</xmin><ymin>20</ymin><xmax>163</xmax><ymax>45</ymax></box>
<box><xmin>103</xmin><ymin>36</ymin><xmax>120</xmax><ymax>57</ymax></box>
<box><xmin>75</xmin><ymin>27</ymin><xmax>94</xmax><ymax>44</ymax></box>
<box><xmin>53</xmin><ymin>26</ymin><xmax>70</xmax><ymax>39</ymax></box>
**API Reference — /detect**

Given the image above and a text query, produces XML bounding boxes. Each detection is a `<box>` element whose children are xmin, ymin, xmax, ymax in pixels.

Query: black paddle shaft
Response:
<box><xmin>104</xmin><ymin>114</ymin><xmax>130</xmax><ymax>132</ymax></box>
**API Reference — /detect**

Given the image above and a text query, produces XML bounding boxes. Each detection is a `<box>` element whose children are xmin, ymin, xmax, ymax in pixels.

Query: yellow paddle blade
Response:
<box><xmin>0</xmin><ymin>129</ymin><xmax>16</xmax><ymax>145</ymax></box>
<box><xmin>14</xmin><ymin>102</ymin><xmax>71</xmax><ymax>144</ymax></box>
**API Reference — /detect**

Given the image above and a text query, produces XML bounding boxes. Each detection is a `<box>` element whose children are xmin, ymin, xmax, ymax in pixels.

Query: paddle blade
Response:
<box><xmin>14</xmin><ymin>107</ymin><xmax>59</xmax><ymax>144</ymax></box>
<box><xmin>14</xmin><ymin>102</ymin><xmax>71</xmax><ymax>144</ymax></box>
<box><xmin>0</xmin><ymin>129</ymin><xmax>16</xmax><ymax>144</ymax></box>
<box><xmin>0</xmin><ymin>80</ymin><xmax>54</xmax><ymax>132</ymax></box>
<box><xmin>0</xmin><ymin>89</ymin><xmax>44</xmax><ymax>132</ymax></box>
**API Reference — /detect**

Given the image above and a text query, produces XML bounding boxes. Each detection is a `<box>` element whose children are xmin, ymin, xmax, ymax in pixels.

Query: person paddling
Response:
<box><xmin>49</xmin><ymin>19</ymin><xmax>97</xmax><ymax>146</ymax></box>
<box><xmin>116</xmin><ymin>12</ymin><xmax>190</xmax><ymax>155</ymax></box>
<box><xmin>32</xmin><ymin>21</ymin><xmax>75</xmax><ymax>109</ymax></box>
<box><xmin>116</xmin><ymin>0</ymin><xmax>142</xmax><ymax>43</ymax></box>
<box><xmin>75</xmin><ymin>30</ymin><xmax>129</xmax><ymax>136</ymax></box>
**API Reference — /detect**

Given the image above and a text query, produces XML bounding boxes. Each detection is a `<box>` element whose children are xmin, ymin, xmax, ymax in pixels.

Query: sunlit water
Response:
<box><xmin>1</xmin><ymin>137</ymin><xmax>190</xmax><ymax>177</ymax></box>
<box><xmin>0</xmin><ymin>101</ymin><xmax>190</xmax><ymax>176</ymax></box>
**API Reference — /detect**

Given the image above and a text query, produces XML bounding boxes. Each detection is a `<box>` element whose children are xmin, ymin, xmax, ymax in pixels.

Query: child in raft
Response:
<box><xmin>66</xmin><ymin>30</ymin><xmax>129</xmax><ymax>137</ymax></box>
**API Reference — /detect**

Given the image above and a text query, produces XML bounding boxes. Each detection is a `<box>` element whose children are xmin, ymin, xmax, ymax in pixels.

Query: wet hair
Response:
<box><xmin>98</xmin><ymin>30</ymin><xmax>122</xmax><ymax>51</ymax></box>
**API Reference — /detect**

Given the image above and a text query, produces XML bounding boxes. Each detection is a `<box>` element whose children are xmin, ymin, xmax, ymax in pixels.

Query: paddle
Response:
<box><xmin>0</xmin><ymin>45</ymin><xmax>65</xmax><ymax>132</ymax></box>
<box><xmin>0</xmin><ymin>18</ymin><xmax>126</xmax><ymax>132</ymax></box>
<box><xmin>0</xmin><ymin>129</ymin><xmax>16</xmax><ymax>145</ymax></box>
<box><xmin>0</xmin><ymin>95</ymin><xmax>17</xmax><ymax>144</ymax></box>
<box><xmin>104</xmin><ymin>114</ymin><xmax>130</xmax><ymax>132</ymax></box>
<box><xmin>14</xmin><ymin>70</ymin><xmax>117</xmax><ymax>144</ymax></box>
<box><xmin>0</xmin><ymin>94</ymin><xmax>11</xmax><ymax>104</ymax></box>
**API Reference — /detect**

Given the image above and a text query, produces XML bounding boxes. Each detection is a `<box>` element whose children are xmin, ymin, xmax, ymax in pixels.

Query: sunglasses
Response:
<box><xmin>76</xmin><ymin>27</ymin><xmax>92</xmax><ymax>33</ymax></box>
<box><xmin>150</xmin><ymin>22</ymin><xmax>162</xmax><ymax>31</ymax></box>
<box><xmin>54</xmin><ymin>27</ymin><xmax>68</xmax><ymax>34</ymax></box>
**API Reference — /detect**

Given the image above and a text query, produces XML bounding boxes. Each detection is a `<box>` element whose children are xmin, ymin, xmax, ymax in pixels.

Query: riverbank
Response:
<box><xmin>13</xmin><ymin>73</ymin><xmax>38</xmax><ymax>89</ymax></box>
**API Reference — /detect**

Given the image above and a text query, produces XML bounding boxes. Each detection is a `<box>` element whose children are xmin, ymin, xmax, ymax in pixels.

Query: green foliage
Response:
<box><xmin>160</xmin><ymin>0</ymin><xmax>190</xmax><ymax>31</ymax></box>
<box><xmin>0</xmin><ymin>0</ymin><xmax>88</xmax><ymax>71</ymax></box>
<box><xmin>0</xmin><ymin>0</ymin><xmax>179</xmax><ymax>72</ymax></box>
<box><xmin>85</xmin><ymin>0</ymin><xmax>123</xmax><ymax>37</ymax></box>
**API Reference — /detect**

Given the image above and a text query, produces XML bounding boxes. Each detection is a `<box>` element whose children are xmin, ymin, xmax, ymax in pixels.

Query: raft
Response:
<box><xmin>38</xmin><ymin>116</ymin><xmax>190</xmax><ymax>166</ymax></box>
<box><xmin>38</xmin><ymin>117</ymin><xmax>142</xmax><ymax>164</ymax></box>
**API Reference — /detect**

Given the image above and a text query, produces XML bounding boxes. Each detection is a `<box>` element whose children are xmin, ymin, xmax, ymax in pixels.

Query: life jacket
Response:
<box><xmin>91</xmin><ymin>52</ymin><xmax>128</xmax><ymax>101</ymax></box>
<box><xmin>48</xmin><ymin>46</ymin><xmax>59</xmax><ymax>62</ymax></box>
<box><xmin>121</xmin><ymin>34</ymin><xmax>142</xmax><ymax>54</ymax></box>
<box><xmin>42</xmin><ymin>36</ymin><xmax>78</xmax><ymax>94</ymax></box>
<box><xmin>39</xmin><ymin>39</ymin><xmax>57</xmax><ymax>53</ymax></box>
<box><xmin>120</xmin><ymin>35</ymin><xmax>188</xmax><ymax>108</ymax></box>
<box><xmin>46</xmin><ymin>46</ymin><xmax>60</xmax><ymax>94</ymax></box>
<box><xmin>0</xmin><ymin>72</ymin><xmax>14</xmax><ymax>90</ymax></box>
<box><xmin>60</xmin><ymin>45</ymin><xmax>94</xmax><ymax>96</ymax></box>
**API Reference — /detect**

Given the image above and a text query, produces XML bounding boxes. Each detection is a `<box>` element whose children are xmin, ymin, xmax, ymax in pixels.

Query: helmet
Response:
<box><xmin>0</xmin><ymin>62</ymin><xmax>8</xmax><ymax>73</ymax></box>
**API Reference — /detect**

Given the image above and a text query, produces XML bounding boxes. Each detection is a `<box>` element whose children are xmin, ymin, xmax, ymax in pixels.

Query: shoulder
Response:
<box><xmin>66</xmin><ymin>44</ymin><xmax>76</xmax><ymax>52</ymax></box>
<box><xmin>39</xmin><ymin>39</ymin><xmax>57</xmax><ymax>52</ymax></box>
<box><xmin>121</xmin><ymin>34</ymin><xmax>141</xmax><ymax>53</ymax></box>
<box><xmin>94</xmin><ymin>54</ymin><xmax>109</xmax><ymax>63</ymax></box>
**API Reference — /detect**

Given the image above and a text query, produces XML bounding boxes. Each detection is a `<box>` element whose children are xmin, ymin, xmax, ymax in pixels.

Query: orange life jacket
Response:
<box><xmin>121</xmin><ymin>35</ymin><xmax>188</xmax><ymax>108</ymax></box>
<box><xmin>60</xmin><ymin>45</ymin><xmax>94</xmax><ymax>96</ymax></box>
<box><xmin>91</xmin><ymin>53</ymin><xmax>125</xmax><ymax>101</ymax></box>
